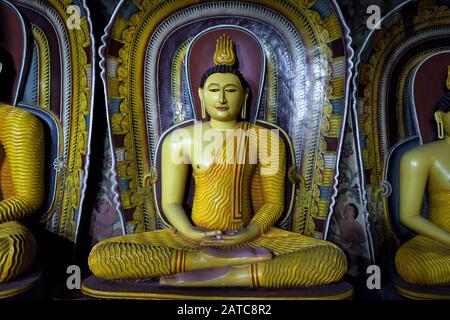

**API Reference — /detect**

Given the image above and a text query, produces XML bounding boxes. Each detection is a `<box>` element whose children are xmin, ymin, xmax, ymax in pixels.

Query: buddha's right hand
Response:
<box><xmin>178</xmin><ymin>226</ymin><xmax>222</xmax><ymax>242</ymax></box>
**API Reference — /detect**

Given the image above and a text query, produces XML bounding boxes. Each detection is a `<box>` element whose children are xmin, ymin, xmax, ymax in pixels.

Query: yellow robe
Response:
<box><xmin>395</xmin><ymin>187</ymin><xmax>450</xmax><ymax>286</ymax></box>
<box><xmin>0</xmin><ymin>105</ymin><xmax>43</xmax><ymax>283</ymax></box>
<box><xmin>89</xmin><ymin>122</ymin><xmax>347</xmax><ymax>287</ymax></box>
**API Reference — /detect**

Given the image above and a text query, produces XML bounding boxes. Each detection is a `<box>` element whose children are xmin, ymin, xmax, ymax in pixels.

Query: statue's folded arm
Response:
<box><xmin>251</xmin><ymin>129</ymin><xmax>286</xmax><ymax>234</ymax></box>
<box><xmin>0</xmin><ymin>106</ymin><xmax>45</xmax><ymax>223</ymax></box>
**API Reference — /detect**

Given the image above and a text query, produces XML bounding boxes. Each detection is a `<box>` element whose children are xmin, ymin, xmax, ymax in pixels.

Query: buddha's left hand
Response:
<box><xmin>201</xmin><ymin>223</ymin><xmax>260</xmax><ymax>246</ymax></box>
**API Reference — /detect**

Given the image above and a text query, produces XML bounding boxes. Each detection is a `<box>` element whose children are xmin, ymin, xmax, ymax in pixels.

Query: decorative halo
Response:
<box><xmin>413</xmin><ymin>52</ymin><xmax>450</xmax><ymax>143</ymax></box>
<box><xmin>186</xmin><ymin>26</ymin><xmax>265</xmax><ymax>123</ymax></box>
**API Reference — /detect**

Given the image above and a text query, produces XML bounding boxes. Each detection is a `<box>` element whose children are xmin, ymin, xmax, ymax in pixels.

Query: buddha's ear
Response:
<box><xmin>435</xmin><ymin>111</ymin><xmax>446</xmax><ymax>139</ymax></box>
<box><xmin>198</xmin><ymin>87</ymin><xmax>207</xmax><ymax>119</ymax></box>
<box><xmin>434</xmin><ymin>110</ymin><xmax>443</xmax><ymax>123</ymax></box>
<box><xmin>243</xmin><ymin>87</ymin><xmax>249</xmax><ymax>104</ymax></box>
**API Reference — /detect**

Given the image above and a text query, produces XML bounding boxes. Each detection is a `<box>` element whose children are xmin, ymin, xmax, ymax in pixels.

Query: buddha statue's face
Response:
<box><xmin>198</xmin><ymin>73</ymin><xmax>248</xmax><ymax>122</ymax></box>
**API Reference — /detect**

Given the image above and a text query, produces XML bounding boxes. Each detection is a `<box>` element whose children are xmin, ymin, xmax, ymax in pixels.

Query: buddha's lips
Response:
<box><xmin>216</xmin><ymin>106</ymin><xmax>229</xmax><ymax>111</ymax></box>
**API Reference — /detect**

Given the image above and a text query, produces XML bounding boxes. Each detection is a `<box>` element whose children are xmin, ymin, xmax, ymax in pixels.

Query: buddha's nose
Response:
<box><xmin>219</xmin><ymin>89</ymin><xmax>227</xmax><ymax>104</ymax></box>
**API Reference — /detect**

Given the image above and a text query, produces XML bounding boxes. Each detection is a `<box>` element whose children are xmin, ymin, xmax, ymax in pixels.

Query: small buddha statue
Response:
<box><xmin>0</xmin><ymin>61</ymin><xmax>45</xmax><ymax>283</ymax></box>
<box><xmin>88</xmin><ymin>35</ymin><xmax>347</xmax><ymax>287</ymax></box>
<box><xmin>395</xmin><ymin>72</ymin><xmax>450</xmax><ymax>286</ymax></box>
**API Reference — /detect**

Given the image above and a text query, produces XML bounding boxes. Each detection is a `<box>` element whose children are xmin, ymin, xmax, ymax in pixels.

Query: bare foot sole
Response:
<box><xmin>202</xmin><ymin>247</ymin><xmax>271</xmax><ymax>259</ymax></box>
<box><xmin>159</xmin><ymin>265</ymin><xmax>251</xmax><ymax>287</ymax></box>
<box><xmin>190</xmin><ymin>247</ymin><xmax>272</xmax><ymax>270</ymax></box>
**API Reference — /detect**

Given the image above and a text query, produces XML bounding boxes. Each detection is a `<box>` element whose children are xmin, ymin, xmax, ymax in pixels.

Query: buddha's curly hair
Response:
<box><xmin>436</xmin><ymin>90</ymin><xmax>450</xmax><ymax>113</ymax></box>
<box><xmin>199</xmin><ymin>65</ymin><xmax>248</xmax><ymax>89</ymax></box>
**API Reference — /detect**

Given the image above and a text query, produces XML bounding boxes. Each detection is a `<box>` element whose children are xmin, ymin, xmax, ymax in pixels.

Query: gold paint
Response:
<box><xmin>21</xmin><ymin>0</ymin><xmax>93</xmax><ymax>241</ymax></box>
<box><xmin>0</xmin><ymin>105</ymin><xmax>44</xmax><ymax>283</ymax></box>
<box><xmin>108</xmin><ymin>0</ymin><xmax>348</xmax><ymax>236</ymax></box>
<box><xmin>0</xmin><ymin>222</ymin><xmax>37</xmax><ymax>283</ymax></box>
<box><xmin>395</xmin><ymin>189</ymin><xmax>450</xmax><ymax>286</ymax></box>
<box><xmin>89</xmin><ymin>227</ymin><xmax>347</xmax><ymax>287</ymax></box>
<box><xmin>171</xmin><ymin>40</ymin><xmax>190</xmax><ymax>123</ymax></box>
<box><xmin>0</xmin><ymin>106</ymin><xmax>45</xmax><ymax>222</ymax></box>
<box><xmin>395</xmin><ymin>104</ymin><xmax>450</xmax><ymax>287</ymax></box>
<box><xmin>31</xmin><ymin>25</ymin><xmax>51</xmax><ymax>110</ymax></box>
<box><xmin>45</xmin><ymin>0</ymin><xmax>92</xmax><ymax>239</ymax></box>
<box><xmin>88</xmin><ymin>44</ymin><xmax>347</xmax><ymax>287</ymax></box>
<box><xmin>214</xmin><ymin>34</ymin><xmax>236</xmax><ymax>66</ymax></box>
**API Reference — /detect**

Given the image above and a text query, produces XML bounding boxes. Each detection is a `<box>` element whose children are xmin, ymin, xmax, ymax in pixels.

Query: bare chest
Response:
<box><xmin>429</xmin><ymin>148</ymin><xmax>450</xmax><ymax>189</ymax></box>
<box><xmin>189</xmin><ymin>134</ymin><xmax>257</xmax><ymax>175</ymax></box>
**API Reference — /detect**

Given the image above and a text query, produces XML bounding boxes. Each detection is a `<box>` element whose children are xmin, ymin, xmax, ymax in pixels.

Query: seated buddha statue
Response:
<box><xmin>0</xmin><ymin>61</ymin><xmax>45</xmax><ymax>283</ymax></box>
<box><xmin>88</xmin><ymin>35</ymin><xmax>347</xmax><ymax>288</ymax></box>
<box><xmin>395</xmin><ymin>77</ymin><xmax>450</xmax><ymax>286</ymax></box>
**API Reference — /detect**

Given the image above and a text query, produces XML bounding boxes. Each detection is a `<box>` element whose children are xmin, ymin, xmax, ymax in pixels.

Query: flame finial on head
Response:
<box><xmin>214</xmin><ymin>34</ymin><xmax>236</xmax><ymax>66</ymax></box>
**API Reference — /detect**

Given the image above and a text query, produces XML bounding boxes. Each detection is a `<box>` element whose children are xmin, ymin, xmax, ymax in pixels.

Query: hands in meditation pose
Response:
<box><xmin>88</xmin><ymin>35</ymin><xmax>347</xmax><ymax>287</ymax></box>
<box><xmin>0</xmin><ymin>62</ymin><xmax>45</xmax><ymax>283</ymax></box>
<box><xmin>395</xmin><ymin>85</ymin><xmax>450</xmax><ymax>286</ymax></box>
